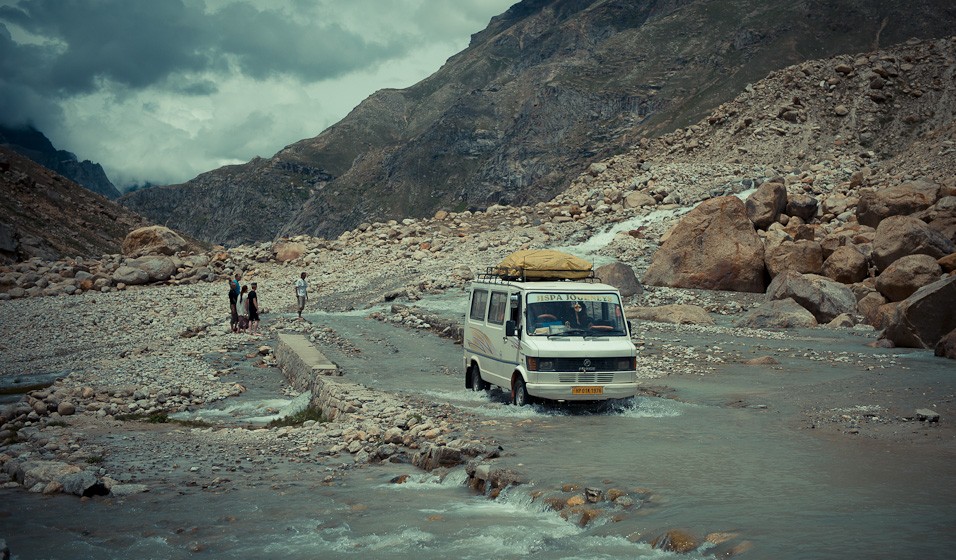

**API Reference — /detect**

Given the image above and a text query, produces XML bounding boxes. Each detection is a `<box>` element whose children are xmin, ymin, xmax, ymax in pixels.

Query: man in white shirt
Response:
<box><xmin>294</xmin><ymin>271</ymin><xmax>308</xmax><ymax>319</ymax></box>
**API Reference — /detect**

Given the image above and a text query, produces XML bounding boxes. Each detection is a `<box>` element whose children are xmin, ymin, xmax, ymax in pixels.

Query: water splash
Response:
<box><xmin>610</xmin><ymin>396</ymin><xmax>686</xmax><ymax>418</ymax></box>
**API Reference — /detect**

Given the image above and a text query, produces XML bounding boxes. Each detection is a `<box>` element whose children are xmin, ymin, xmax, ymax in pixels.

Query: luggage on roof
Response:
<box><xmin>493</xmin><ymin>249</ymin><xmax>593</xmax><ymax>280</ymax></box>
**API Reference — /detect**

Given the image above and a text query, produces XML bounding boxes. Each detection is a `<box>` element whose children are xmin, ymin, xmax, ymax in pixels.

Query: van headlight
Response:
<box><xmin>617</xmin><ymin>357</ymin><xmax>636</xmax><ymax>371</ymax></box>
<box><xmin>527</xmin><ymin>357</ymin><xmax>555</xmax><ymax>371</ymax></box>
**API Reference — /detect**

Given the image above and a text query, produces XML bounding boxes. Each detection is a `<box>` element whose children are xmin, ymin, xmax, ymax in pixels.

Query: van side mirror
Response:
<box><xmin>627</xmin><ymin>320</ymin><xmax>633</xmax><ymax>334</ymax></box>
<box><xmin>505</xmin><ymin>320</ymin><xmax>517</xmax><ymax>337</ymax></box>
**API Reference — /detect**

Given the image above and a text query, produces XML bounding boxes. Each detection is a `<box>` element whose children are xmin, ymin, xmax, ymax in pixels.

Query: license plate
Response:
<box><xmin>572</xmin><ymin>386</ymin><xmax>604</xmax><ymax>395</ymax></box>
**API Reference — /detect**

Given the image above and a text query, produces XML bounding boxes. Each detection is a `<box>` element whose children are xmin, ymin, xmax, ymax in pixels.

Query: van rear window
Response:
<box><xmin>469</xmin><ymin>289</ymin><xmax>488</xmax><ymax>321</ymax></box>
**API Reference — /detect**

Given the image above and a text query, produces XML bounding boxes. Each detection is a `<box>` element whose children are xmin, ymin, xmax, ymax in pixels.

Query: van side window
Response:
<box><xmin>470</xmin><ymin>289</ymin><xmax>489</xmax><ymax>321</ymax></box>
<box><xmin>488</xmin><ymin>291</ymin><xmax>508</xmax><ymax>325</ymax></box>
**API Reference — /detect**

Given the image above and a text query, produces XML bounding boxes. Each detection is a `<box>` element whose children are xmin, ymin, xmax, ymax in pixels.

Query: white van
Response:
<box><xmin>463</xmin><ymin>271</ymin><xmax>639</xmax><ymax>405</ymax></box>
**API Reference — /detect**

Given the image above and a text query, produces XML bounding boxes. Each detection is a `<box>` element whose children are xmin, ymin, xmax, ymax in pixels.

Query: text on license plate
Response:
<box><xmin>572</xmin><ymin>386</ymin><xmax>604</xmax><ymax>395</ymax></box>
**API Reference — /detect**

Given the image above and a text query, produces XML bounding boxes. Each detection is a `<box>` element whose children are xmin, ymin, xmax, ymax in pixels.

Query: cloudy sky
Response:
<box><xmin>0</xmin><ymin>0</ymin><xmax>515</xmax><ymax>189</ymax></box>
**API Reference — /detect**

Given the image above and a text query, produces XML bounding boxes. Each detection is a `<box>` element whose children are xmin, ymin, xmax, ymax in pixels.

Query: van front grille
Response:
<box><xmin>557</xmin><ymin>373</ymin><xmax>617</xmax><ymax>383</ymax></box>
<box><xmin>549</xmin><ymin>357</ymin><xmax>630</xmax><ymax>372</ymax></box>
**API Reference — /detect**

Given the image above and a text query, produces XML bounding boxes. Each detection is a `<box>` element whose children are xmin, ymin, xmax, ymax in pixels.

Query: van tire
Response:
<box><xmin>513</xmin><ymin>376</ymin><xmax>530</xmax><ymax>406</ymax></box>
<box><xmin>470</xmin><ymin>364</ymin><xmax>488</xmax><ymax>391</ymax></box>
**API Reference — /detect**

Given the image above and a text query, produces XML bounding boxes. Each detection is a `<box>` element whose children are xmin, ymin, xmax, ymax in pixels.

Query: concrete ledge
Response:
<box><xmin>275</xmin><ymin>333</ymin><xmax>338</xmax><ymax>392</ymax></box>
<box><xmin>275</xmin><ymin>332</ymin><xmax>375</xmax><ymax>421</ymax></box>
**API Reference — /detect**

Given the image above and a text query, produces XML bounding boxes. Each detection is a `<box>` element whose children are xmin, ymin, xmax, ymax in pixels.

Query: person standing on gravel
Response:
<box><xmin>247</xmin><ymin>282</ymin><xmax>260</xmax><ymax>335</ymax></box>
<box><xmin>294</xmin><ymin>271</ymin><xmax>308</xmax><ymax>320</ymax></box>
<box><xmin>228</xmin><ymin>272</ymin><xmax>242</xmax><ymax>333</ymax></box>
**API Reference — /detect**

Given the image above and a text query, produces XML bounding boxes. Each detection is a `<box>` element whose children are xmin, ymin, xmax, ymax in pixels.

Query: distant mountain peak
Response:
<box><xmin>0</xmin><ymin>124</ymin><xmax>121</xmax><ymax>199</ymax></box>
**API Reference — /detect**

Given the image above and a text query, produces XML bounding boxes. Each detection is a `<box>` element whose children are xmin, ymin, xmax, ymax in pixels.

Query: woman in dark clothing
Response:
<box><xmin>228</xmin><ymin>273</ymin><xmax>242</xmax><ymax>332</ymax></box>
<box><xmin>247</xmin><ymin>282</ymin><xmax>260</xmax><ymax>335</ymax></box>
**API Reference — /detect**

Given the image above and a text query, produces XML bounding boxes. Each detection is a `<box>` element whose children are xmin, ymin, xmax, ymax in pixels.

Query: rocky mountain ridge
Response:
<box><xmin>0</xmin><ymin>125</ymin><xmax>120</xmax><ymax>200</ymax></box>
<box><xmin>119</xmin><ymin>0</ymin><xmax>956</xmax><ymax>246</ymax></box>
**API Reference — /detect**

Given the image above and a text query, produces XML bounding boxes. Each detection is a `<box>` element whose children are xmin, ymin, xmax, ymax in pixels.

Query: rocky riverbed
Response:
<box><xmin>2</xmin><ymin>270</ymin><xmax>954</xmax><ymax>558</ymax></box>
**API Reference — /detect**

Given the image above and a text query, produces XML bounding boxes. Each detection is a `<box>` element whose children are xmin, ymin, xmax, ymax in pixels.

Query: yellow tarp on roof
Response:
<box><xmin>494</xmin><ymin>249</ymin><xmax>592</xmax><ymax>280</ymax></box>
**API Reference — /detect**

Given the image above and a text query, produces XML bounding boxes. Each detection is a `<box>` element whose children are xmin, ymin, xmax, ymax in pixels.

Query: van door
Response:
<box><xmin>485</xmin><ymin>289</ymin><xmax>518</xmax><ymax>388</ymax></box>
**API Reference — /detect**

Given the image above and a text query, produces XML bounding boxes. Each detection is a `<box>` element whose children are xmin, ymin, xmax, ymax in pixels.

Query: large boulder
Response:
<box><xmin>856</xmin><ymin>180</ymin><xmax>940</xmax><ymax>227</ymax></box>
<box><xmin>871</xmin><ymin>215</ymin><xmax>955</xmax><ymax>272</ymax></box>
<box><xmin>936</xmin><ymin>329</ymin><xmax>956</xmax><ymax>359</ymax></box>
<box><xmin>765</xmin><ymin>240</ymin><xmax>824</xmax><ymax>278</ymax></box>
<box><xmin>644</xmin><ymin>197</ymin><xmax>766</xmax><ymax>293</ymax></box>
<box><xmin>765</xmin><ymin>271</ymin><xmax>856</xmax><ymax>323</ymax></box>
<box><xmin>875</xmin><ymin>254</ymin><xmax>943</xmax><ymax>302</ymax></box>
<box><xmin>745</xmin><ymin>181</ymin><xmax>788</xmax><ymax>229</ymax></box>
<box><xmin>857</xmin><ymin>291</ymin><xmax>889</xmax><ymax>327</ymax></box>
<box><xmin>940</xmin><ymin>253</ymin><xmax>956</xmax><ymax>274</ymax></box>
<box><xmin>61</xmin><ymin>471</ymin><xmax>108</xmax><ymax>497</ymax></box>
<box><xmin>595</xmin><ymin>262</ymin><xmax>643</xmax><ymax>297</ymax></box>
<box><xmin>735</xmin><ymin>298</ymin><xmax>818</xmax><ymax>329</ymax></box>
<box><xmin>882</xmin><ymin>276</ymin><xmax>956</xmax><ymax>349</ymax></box>
<box><xmin>273</xmin><ymin>241</ymin><xmax>307</xmax><ymax>263</ymax></box>
<box><xmin>786</xmin><ymin>194</ymin><xmax>819</xmax><ymax>222</ymax></box>
<box><xmin>822</xmin><ymin>245</ymin><xmax>869</xmax><ymax>284</ymax></box>
<box><xmin>623</xmin><ymin>192</ymin><xmax>656</xmax><ymax>209</ymax></box>
<box><xmin>16</xmin><ymin>460</ymin><xmax>81</xmax><ymax>488</ymax></box>
<box><xmin>111</xmin><ymin>266</ymin><xmax>149</xmax><ymax>286</ymax></box>
<box><xmin>122</xmin><ymin>226</ymin><xmax>188</xmax><ymax>257</ymax></box>
<box><xmin>928</xmin><ymin>214</ymin><xmax>956</xmax><ymax>244</ymax></box>
<box><xmin>625</xmin><ymin>304</ymin><xmax>714</xmax><ymax>325</ymax></box>
<box><xmin>125</xmin><ymin>256</ymin><xmax>177</xmax><ymax>282</ymax></box>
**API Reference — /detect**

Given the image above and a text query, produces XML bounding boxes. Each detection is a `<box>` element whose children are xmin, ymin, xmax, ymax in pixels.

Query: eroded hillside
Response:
<box><xmin>118</xmin><ymin>0</ymin><xmax>956</xmax><ymax>246</ymax></box>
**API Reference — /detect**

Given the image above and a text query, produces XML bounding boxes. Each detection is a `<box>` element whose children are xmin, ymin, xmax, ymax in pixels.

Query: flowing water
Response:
<box><xmin>4</xmin><ymin>308</ymin><xmax>956</xmax><ymax>558</ymax></box>
<box><xmin>8</xmin><ymin>188</ymin><xmax>955</xmax><ymax>558</ymax></box>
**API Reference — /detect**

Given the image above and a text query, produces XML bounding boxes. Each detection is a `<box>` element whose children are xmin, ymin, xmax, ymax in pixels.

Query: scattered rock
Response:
<box><xmin>915</xmin><ymin>409</ymin><xmax>940</xmax><ymax>423</ymax></box>
<box><xmin>765</xmin><ymin>240</ymin><xmax>824</xmax><ymax>278</ymax></box>
<box><xmin>871</xmin><ymin>215</ymin><xmax>955</xmax><ymax>272</ymax></box>
<box><xmin>595</xmin><ymin>262</ymin><xmax>643</xmax><ymax>297</ymax></box>
<box><xmin>765</xmin><ymin>271</ymin><xmax>856</xmax><ymax>323</ymax></box>
<box><xmin>857</xmin><ymin>180</ymin><xmax>940</xmax><ymax>227</ymax></box>
<box><xmin>745</xmin><ymin>181</ymin><xmax>787</xmax><ymax>229</ymax></box>
<box><xmin>822</xmin><ymin>245</ymin><xmax>869</xmax><ymax>284</ymax></box>
<box><xmin>735</xmin><ymin>298</ymin><xmax>817</xmax><ymax>329</ymax></box>
<box><xmin>934</xmin><ymin>328</ymin><xmax>956</xmax><ymax>359</ymax></box>
<box><xmin>875</xmin><ymin>254</ymin><xmax>943</xmax><ymax>302</ymax></box>
<box><xmin>882</xmin><ymin>275</ymin><xmax>956</xmax><ymax>349</ymax></box>
<box><xmin>626</xmin><ymin>304</ymin><xmax>715</xmax><ymax>325</ymax></box>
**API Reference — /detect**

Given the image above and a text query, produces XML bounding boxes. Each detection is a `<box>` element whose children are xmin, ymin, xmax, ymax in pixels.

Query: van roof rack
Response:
<box><xmin>477</xmin><ymin>267</ymin><xmax>598</xmax><ymax>283</ymax></box>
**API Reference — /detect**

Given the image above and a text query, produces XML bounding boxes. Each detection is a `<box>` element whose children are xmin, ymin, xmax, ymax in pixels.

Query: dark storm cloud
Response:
<box><xmin>0</xmin><ymin>0</ymin><xmax>516</xmax><ymax>187</ymax></box>
<box><xmin>212</xmin><ymin>2</ymin><xmax>399</xmax><ymax>81</ymax></box>
<box><xmin>0</xmin><ymin>0</ymin><xmax>409</xmax><ymax>100</ymax></box>
<box><xmin>0</xmin><ymin>1</ymin><xmax>210</xmax><ymax>95</ymax></box>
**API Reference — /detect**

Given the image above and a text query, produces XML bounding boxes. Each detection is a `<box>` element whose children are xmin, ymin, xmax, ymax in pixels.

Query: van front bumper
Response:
<box><xmin>526</xmin><ymin>382</ymin><xmax>638</xmax><ymax>401</ymax></box>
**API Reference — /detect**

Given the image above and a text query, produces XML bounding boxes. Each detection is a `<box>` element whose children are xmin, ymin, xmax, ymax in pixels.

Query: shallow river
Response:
<box><xmin>3</xmin><ymin>308</ymin><xmax>955</xmax><ymax>559</ymax></box>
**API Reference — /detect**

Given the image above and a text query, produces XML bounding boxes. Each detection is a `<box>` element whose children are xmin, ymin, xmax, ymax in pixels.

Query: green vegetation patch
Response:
<box><xmin>267</xmin><ymin>406</ymin><xmax>328</xmax><ymax>428</ymax></box>
<box><xmin>116</xmin><ymin>412</ymin><xmax>211</xmax><ymax>428</ymax></box>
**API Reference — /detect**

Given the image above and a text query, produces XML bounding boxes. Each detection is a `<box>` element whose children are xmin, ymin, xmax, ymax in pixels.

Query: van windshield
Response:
<box><xmin>526</xmin><ymin>292</ymin><xmax>628</xmax><ymax>336</ymax></box>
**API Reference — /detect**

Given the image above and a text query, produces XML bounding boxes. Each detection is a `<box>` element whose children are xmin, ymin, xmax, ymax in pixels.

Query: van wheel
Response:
<box><xmin>513</xmin><ymin>377</ymin><xmax>530</xmax><ymax>406</ymax></box>
<box><xmin>470</xmin><ymin>365</ymin><xmax>488</xmax><ymax>391</ymax></box>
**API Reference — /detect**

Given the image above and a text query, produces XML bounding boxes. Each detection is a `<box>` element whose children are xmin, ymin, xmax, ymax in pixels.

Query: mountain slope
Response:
<box><xmin>0</xmin><ymin>147</ymin><xmax>148</xmax><ymax>262</ymax></box>
<box><xmin>0</xmin><ymin>125</ymin><xmax>121</xmax><ymax>199</ymax></box>
<box><xmin>119</xmin><ymin>0</ymin><xmax>956</xmax><ymax>245</ymax></box>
